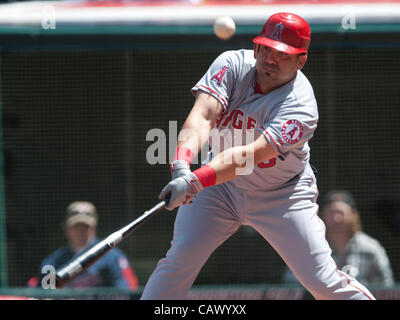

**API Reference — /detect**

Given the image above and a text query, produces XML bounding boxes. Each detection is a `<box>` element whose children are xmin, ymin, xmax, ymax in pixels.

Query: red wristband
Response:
<box><xmin>174</xmin><ymin>147</ymin><xmax>195</xmax><ymax>165</ymax></box>
<box><xmin>193</xmin><ymin>165</ymin><xmax>217</xmax><ymax>188</ymax></box>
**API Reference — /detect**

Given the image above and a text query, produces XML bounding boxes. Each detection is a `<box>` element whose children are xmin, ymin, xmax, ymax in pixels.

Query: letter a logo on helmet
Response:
<box><xmin>270</xmin><ymin>22</ymin><xmax>284</xmax><ymax>41</ymax></box>
<box><xmin>253</xmin><ymin>12</ymin><xmax>311</xmax><ymax>55</ymax></box>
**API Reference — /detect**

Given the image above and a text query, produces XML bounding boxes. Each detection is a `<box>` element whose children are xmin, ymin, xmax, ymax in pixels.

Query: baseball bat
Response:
<box><xmin>55</xmin><ymin>199</ymin><xmax>167</xmax><ymax>288</ymax></box>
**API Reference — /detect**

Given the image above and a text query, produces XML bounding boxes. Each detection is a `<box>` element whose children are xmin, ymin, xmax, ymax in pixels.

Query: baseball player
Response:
<box><xmin>141</xmin><ymin>12</ymin><xmax>375</xmax><ymax>300</ymax></box>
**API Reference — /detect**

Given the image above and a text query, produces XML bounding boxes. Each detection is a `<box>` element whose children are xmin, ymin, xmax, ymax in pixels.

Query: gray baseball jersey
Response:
<box><xmin>192</xmin><ymin>49</ymin><xmax>318</xmax><ymax>190</ymax></box>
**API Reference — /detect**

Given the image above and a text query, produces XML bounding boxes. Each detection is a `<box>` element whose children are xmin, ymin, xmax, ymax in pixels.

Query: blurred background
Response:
<box><xmin>0</xmin><ymin>0</ymin><xmax>399</xmax><ymax>299</ymax></box>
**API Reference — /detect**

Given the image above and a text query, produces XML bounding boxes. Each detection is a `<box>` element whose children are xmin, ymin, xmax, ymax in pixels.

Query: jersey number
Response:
<box><xmin>257</xmin><ymin>158</ymin><xmax>276</xmax><ymax>168</ymax></box>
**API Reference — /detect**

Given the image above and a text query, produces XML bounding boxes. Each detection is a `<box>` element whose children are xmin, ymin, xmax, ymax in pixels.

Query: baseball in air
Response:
<box><xmin>213</xmin><ymin>16</ymin><xmax>236</xmax><ymax>40</ymax></box>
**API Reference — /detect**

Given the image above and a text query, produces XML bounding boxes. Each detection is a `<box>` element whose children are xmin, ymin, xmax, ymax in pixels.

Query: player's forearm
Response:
<box><xmin>174</xmin><ymin>92</ymin><xmax>223</xmax><ymax>163</ymax></box>
<box><xmin>189</xmin><ymin>145</ymin><xmax>255</xmax><ymax>188</ymax></box>
<box><xmin>177</xmin><ymin>110</ymin><xmax>214</xmax><ymax>157</ymax></box>
<box><xmin>193</xmin><ymin>134</ymin><xmax>278</xmax><ymax>187</ymax></box>
<box><xmin>207</xmin><ymin>145</ymin><xmax>252</xmax><ymax>184</ymax></box>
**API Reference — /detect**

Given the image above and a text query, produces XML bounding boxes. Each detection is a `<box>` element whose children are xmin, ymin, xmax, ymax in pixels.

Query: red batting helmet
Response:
<box><xmin>253</xmin><ymin>12</ymin><xmax>311</xmax><ymax>55</ymax></box>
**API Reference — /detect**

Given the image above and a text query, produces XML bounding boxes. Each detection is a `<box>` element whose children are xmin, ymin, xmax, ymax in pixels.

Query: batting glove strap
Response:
<box><xmin>182</xmin><ymin>172</ymin><xmax>204</xmax><ymax>194</ymax></box>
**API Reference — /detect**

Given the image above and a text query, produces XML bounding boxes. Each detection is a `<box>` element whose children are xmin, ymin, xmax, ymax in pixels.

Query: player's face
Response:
<box><xmin>255</xmin><ymin>44</ymin><xmax>307</xmax><ymax>89</ymax></box>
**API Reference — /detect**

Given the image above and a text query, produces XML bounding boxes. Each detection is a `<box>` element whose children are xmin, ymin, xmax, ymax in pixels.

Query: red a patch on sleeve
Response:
<box><xmin>281</xmin><ymin>119</ymin><xmax>303</xmax><ymax>144</ymax></box>
<box><xmin>211</xmin><ymin>66</ymin><xmax>228</xmax><ymax>85</ymax></box>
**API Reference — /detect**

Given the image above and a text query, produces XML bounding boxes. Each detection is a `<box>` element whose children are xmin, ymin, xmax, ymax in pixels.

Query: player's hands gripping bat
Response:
<box><xmin>55</xmin><ymin>200</ymin><xmax>168</xmax><ymax>288</ymax></box>
<box><xmin>159</xmin><ymin>172</ymin><xmax>203</xmax><ymax>211</ymax></box>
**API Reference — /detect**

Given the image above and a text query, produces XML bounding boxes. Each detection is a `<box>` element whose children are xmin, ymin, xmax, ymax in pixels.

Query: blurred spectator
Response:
<box><xmin>27</xmin><ymin>201</ymin><xmax>139</xmax><ymax>290</ymax></box>
<box><xmin>283</xmin><ymin>190</ymin><xmax>394</xmax><ymax>287</ymax></box>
